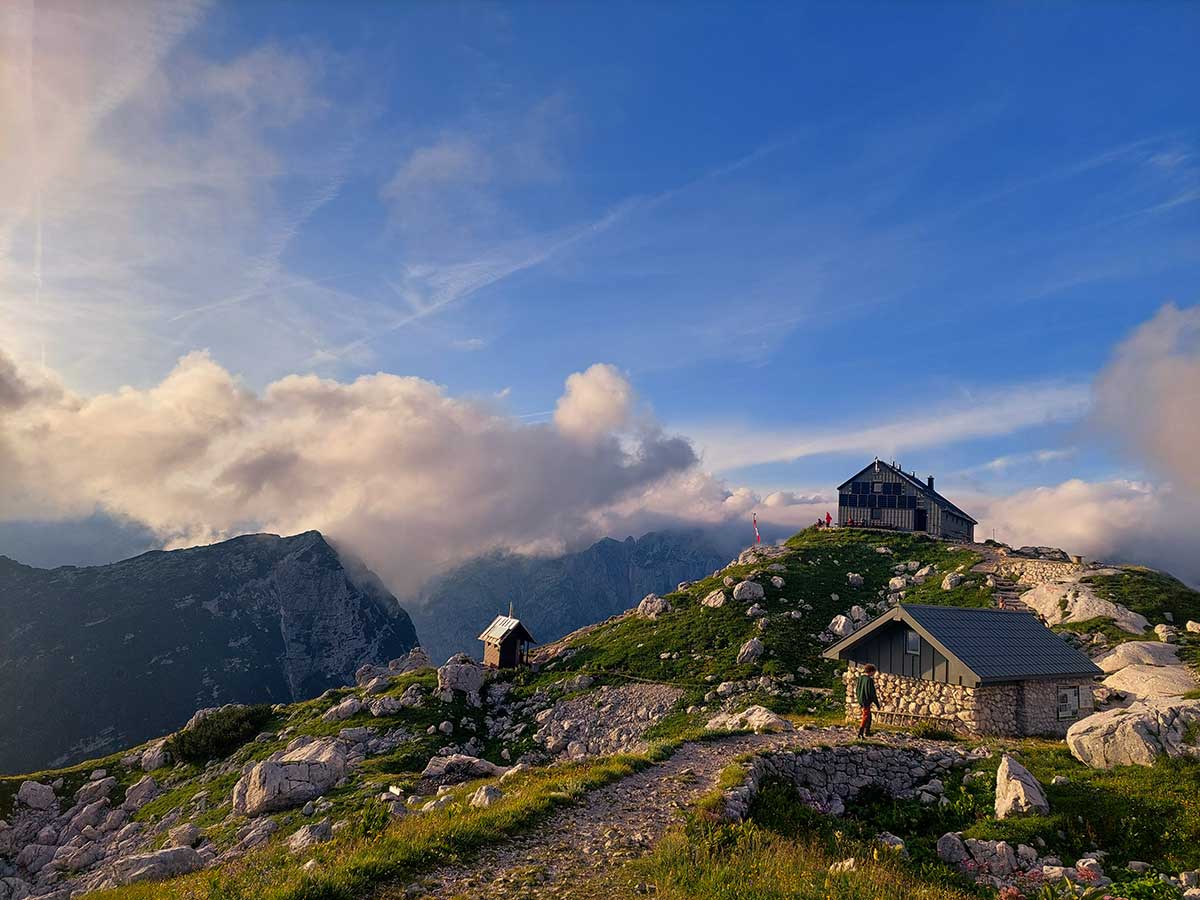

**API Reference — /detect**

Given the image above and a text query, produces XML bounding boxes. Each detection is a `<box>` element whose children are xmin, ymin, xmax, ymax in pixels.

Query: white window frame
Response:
<box><xmin>905</xmin><ymin>629</ymin><xmax>920</xmax><ymax>655</ymax></box>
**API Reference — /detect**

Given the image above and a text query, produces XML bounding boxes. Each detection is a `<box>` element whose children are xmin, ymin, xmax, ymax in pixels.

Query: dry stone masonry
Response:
<box><xmin>718</xmin><ymin>738</ymin><xmax>974</xmax><ymax>820</ymax></box>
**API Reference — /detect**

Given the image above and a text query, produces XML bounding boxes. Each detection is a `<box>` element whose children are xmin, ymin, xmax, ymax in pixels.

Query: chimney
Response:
<box><xmin>927</xmin><ymin>475</ymin><xmax>935</xmax><ymax>490</ymax></box>
<box><xmin>508</xmin><ymin>601</ymin><xmax>514</xmax><ymax>618</ymax></box>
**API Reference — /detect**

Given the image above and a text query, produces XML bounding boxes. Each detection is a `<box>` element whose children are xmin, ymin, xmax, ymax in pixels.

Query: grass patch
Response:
<box><xmin>1082</xmin><ymin>568</ymin><xmax>1200</xmax><ymax>628</ymax></box>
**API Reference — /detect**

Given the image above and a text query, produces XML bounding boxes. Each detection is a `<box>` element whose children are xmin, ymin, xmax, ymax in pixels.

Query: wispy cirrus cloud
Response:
<box><xmin>688</xmin><ymin>381</ymin><xmax>1091</xmax><ymax>473</ymax></box>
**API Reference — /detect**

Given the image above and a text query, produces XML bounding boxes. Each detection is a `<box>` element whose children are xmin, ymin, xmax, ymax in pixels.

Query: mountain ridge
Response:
<box><xmin>0</xmin><ymin>530</ymin><xmax>418</xmax><ymax>774</ymax></box>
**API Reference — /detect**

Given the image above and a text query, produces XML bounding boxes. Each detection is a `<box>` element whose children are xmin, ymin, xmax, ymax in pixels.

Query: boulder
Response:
<box><xmin>420</xmin><ymin>754</ymin><xmax>507</xmax><ymax>785</ymax></box>
<box><xmin>167</xmin><ymin>823</ymin><xmax>202</xmax><ymax>848</ymax></box>
<box><xmin>390</xmin><ymin>646</ymin><xmax>433</xmax><ymax>672</ymax></box>
<box><xmin>888</xmin><ymin>576</ymin><xmax>908</xmax><ymax>591</ymax></box>
<box><xmin>287</xmin><ymin>819</ymin><xmax>332</xmax><ymax>852</ymax></box>
<box><xmin>1155</xmin><ymin>624</ymin><xmax>1180</xmax><ymax>642</ymax></box>
<box><xmin>1186</xmin><ymin>620</ymin><xmax>1200</xmax><ymax>634</ymax></box>
<box><xmin>15</xmin><ymin>782</ymin><xmax>55</xmax><ymax>811</ymax></box>
<box><xmin>121</xmin><ymin>775</ymin><xmax>158</xmax><ymax>811</ymax></box>
<box><xmin>110</xmin><ymin>847</ymin><xmax>204</xmax><ymax>886</ymax></box>
<box><xmin>469</xmin><ymin>785</ymin><xmax>503</xmax><ymax>808</ymax></box>
<box><xmin>732</xmin><ymin>581</ymin><xmax>765</xmax><ymax>602</ymax></box>
<box><xmin>74</xmin><ymin>776</ymin><xmax>117</xmax><ymax>805</ymax></box>
<box><xmin>994</xmin><ymin>754</ymin><xmax>1049</xmax><ymax>818</ymax></box>
<box><xmin>847</xmin><ymin>573</ymin><xmax>864</xmax><ymax>588</ymax></box>
<box><xmin>0</xmin><ymin>879</ymin><xmax>31</xmax><ymax>900</ymax></box>
<box><xmin>1020</xmin><ymin>580</ymin><xmax>1149</xmax><ymax>634</ymax></box>
<box><xmin>849</xmin><ymin>605</ymin><xmax>867</xmax><ymax>623</ymax></box>
<box><xmin>770</xmin><ymin>576</ymin><xmax>785</xmax><ymax>589</ymax></box>
<box><xmin>941</xmin><ymin>573</ymin><xmax>963</xmax><ymax>591</ymax></box>
<box><xmin>701</xmin><ymin>589</ymin><xmax>727</xmax><ymax>609</ymax></box>
<box><xmin>736</xmin><ymin>638</ymin><xmax>764</xmax><ymax>665</ymax></box>
<box><xmin>1067</xmin><ymin>700</ymin><xmax>1200</xmax><ymax>768</ymax></box>
<box><xmin>231</xmin><ymin>738</ymin><xmax>347</xmax><ymax>816</ymax></box>
<box><xmin>936</xmin><ymin>832</ymin><xmax>970</xmax><ymax>864</ymax></box>
<box><xmin>1102</xmin><ymin>664</ymin><xmax>1198</xmax><ymax>700</ymax></box>
<box><xmin>321</xmin><ymin>697</ymin><xmax>363</xmax><ymax>722</ymax></box>
<box><xmin>140</xmin><ymin>742</ymin><xmax>170</xmax><ymax>771</ymax></box>
<box><xmin>745</xmin><ymin>604</ymin><xmax>766</xmax><ymax>618</ymax></box>
<box><xmin>1096</xmin><ymin>641</ymin><xmax>1182</xmax><ymax>673</ymax></box>
<box><xmin>636</xmin><ymin>594</ymin><xmax>672</xmax><ymax>619</ymax></box>
<box><xmin>827</xmin><ymin>615</ymin><xmax>855</xmax><ymax>638</ymax></box>
<box><xmin>705</xmin><ymin>705</ymin><xmax>792</xmax><ymax>734</ymax></box>
<box><xmin>437</xmin><ymin>654</ymin><xmax>486</xmax><ymax>699</ymax></box>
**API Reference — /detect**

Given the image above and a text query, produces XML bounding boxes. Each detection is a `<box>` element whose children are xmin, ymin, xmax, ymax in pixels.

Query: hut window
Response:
<box><xmin>872</xmin><ymin>482</ymin><xmax>883</xmax><ymax>493</ymax></box>
<box><xmin>905</xmin><ymin>629</ymin><xmax>920</xmax><ymax>655</ymax></box>
<box><xmin>1057</xmin><ymin>685</ymin><xmax>1080</xmax><ymax>719</ymax></box>
<box><xmin>870</xmin><ymin>506</ymin><xmax>881</xmax><ymax>520</ymax></box>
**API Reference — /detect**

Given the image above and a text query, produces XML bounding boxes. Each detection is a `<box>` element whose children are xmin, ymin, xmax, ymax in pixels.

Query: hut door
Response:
<box><xmin>914</xmin><ymin>509</ymin><xmax>927</xmax><ymax>531</ymax></box>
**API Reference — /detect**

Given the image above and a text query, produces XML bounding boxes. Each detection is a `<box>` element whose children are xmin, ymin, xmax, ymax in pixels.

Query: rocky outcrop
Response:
<box><xmin>705</xmin><ymin>705</ymin><xmax>792</xmax><ymax>734</ymax></box>
<box><xmin>436</xmin><ymin>654</ymin><xmax>486</xmax><ymax>705</ymax></box>
<box><xmin>14</xmin><ymin>783</ymin><xmax>55</xmax><ymax>812</ymax></box>
<box><xmin>231</xmin><ymin>738</ymin><xmax>348</xmax><ymax>816</ymax></box>
<box><xmin>1019</xmin><ymin>570</ymin><xmax>1149</xmax><ymax>634</ymax></box>
<box><xmin>533</xmin><ymin>683</ymin><xmax>682</xmax><ymax>757</ymax></box>
<box><xmin>0</xmin><ymin>530</ymin><xmax>418</xmax><ymax>773</ymax></box>
<box><xmin>1096</xmin><ymin>640</ymin><xmax>1183</xmax><ymax>672</ymax></box>
<box><xmin>994</xmin><ymin>754</ymin><xmax>1049</xmax><ymax>819</ymax></box>
<box><xmin>1102</xmin><ymin>664</ymin><xmax>1198</xmax><ymax>700</ymax></box>
<box><xmin>701</xmin><ymin>589</ymin><xmax>727</xmax><ymax>608</ymax></box>
<box><xmin>109</xmin><ymin>847</ymin><xmax>205</xmax><ymax>885</ymax></box>
<box><xmin>1067</xmin><ymin>700</ymin><xmax>1200</xmax><ymax>768</ymax></box>
<box><xmin>736</xmin><ymin>638</ymin><xmax>764</xmax><ymax>665</ymax></box>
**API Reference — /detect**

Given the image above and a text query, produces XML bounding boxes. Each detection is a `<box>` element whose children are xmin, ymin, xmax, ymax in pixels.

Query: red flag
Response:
<box><xmin>753</xmin><ymin>512</ymin><xmax>761</xmax><ymax>544</ymax></box>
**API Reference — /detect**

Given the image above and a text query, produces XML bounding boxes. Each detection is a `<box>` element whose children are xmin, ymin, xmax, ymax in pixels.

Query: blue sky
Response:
<box><xmin>1</xmin><ymin>1</ymin><xmax>1198</xmax><ymax>579</ymax></box>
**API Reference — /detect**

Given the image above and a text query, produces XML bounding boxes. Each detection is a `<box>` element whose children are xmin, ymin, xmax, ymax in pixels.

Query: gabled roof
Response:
<box><xmin>822</xmin><ymin>604</ymin><xmax>1102</xmax><ymax>684</ymax></box>
<box><xmin>837</xmin><ymin>459</ymin><xmax>978</xmax><ymax>524</ymax></box>
<box><xmin>478</xmin><ymin>615</ymin><xmax>536</xmax><ymax>645</ymax></box>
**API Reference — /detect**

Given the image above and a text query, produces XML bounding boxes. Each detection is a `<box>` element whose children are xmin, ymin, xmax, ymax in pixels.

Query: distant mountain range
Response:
<box><xmin>0</xmin><ymin>531</ymin><xmax>417</xmax><ymax>774</ymax></box>
<box><xmin>408</xmin><ymin>530</ymin><xmax>728</xmax><ymax>662</ymax></box>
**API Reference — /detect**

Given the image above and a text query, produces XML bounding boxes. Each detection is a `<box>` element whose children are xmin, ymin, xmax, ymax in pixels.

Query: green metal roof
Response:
<box><xmin>823</xmin><ymin>604</ymin><xmax>1102</xmax><ymax>683</ymax></box>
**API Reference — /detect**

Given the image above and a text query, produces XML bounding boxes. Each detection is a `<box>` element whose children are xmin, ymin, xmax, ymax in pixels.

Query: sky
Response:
<box><xmin>1</xmin><ymin>1</ymin><xmax>1199</xmax><ymax>589</ymax></box>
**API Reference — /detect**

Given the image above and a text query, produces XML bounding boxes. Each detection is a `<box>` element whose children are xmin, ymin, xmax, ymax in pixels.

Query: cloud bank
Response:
<box><xmin>0</xmin><ymin>351</ymin><xmax>775</xmax><ymax>591</ymax></box>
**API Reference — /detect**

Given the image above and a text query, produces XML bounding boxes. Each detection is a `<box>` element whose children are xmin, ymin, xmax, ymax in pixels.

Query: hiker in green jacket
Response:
<box><xmin>855</xmin><ymin>664</ymin><xmax>879</xmax><ymax>738</ymax></box>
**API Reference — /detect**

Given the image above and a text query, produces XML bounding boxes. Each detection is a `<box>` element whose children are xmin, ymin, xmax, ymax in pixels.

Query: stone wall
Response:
<box><xmin>843</xmin><ymin>664</ymin><xmax>1094</xmax><ymax>737</ymax></box>
<box><xmin>1018</xmin><ymin>677</ymin><xmax>1095</xmax><ymax>737</ymax></box>
<box><xmin>719</xmin><ymin>740</ymin><xmax>972</xmax><ymax>821</ymax></box>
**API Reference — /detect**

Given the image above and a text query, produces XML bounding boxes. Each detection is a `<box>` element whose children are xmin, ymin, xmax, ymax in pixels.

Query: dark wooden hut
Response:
<box><xmin>837</xmin><ymin>458</ymin><xmax>976</xmax><ymax>540</ymax></box>
<box><xmin>478</xmin><ymin>613</ymin><xmax>536</xmax><ymax>669</ymax></box>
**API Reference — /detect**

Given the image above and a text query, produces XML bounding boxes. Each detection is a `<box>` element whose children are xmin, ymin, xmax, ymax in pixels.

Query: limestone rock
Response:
<box><xmin>15</xmin><ymin>781</ymin><xmax>55</xmax><ymax>811</ymax></box>
<box><xmin>701</xmin><ymin>589</ymin><xmax>727</xmax><ymax>609</ymax></box>
<box><xmin>1102</xmin><ymin>664</ymin><xmax>1198</xmax><ymax>700</ymax></box>
<box><xmin>122</xmin><ymin>775</ymin><xmax>158</xmax><ymax>811</ymax></box>
<box><xmin>1020</xmin><ymin>579</ymin><xmax>1149</xmax><ymax>634</ymax></box>
<box><xmin>231</xmin><ymin>738</ymin><xmax>347</xmax><ymax>816</ymax></box>
<box><xmin>994</xmin><ymin>754</ymin><xmax>1049</xmax><ymax>818</ymax></box>
<box><xmin>941</xmin><ymin>573</ymin><xmax>963</xmax><ymax>591</ymax></box>
<box><xmin>437</xmin><ymin>654</ymin><xmax>485</xmax><ymax>701</ymax></box>
<box><xmin>1096</xmin><ymin>641</ymin><xmax>1182</xmax><ymax>672</ymax></box>
<box><xmin>736</xmin><ymin>638</ymin><xmax>764</xmax><ymax>665</ymax></box>
<box><xmin>469</xmin><ymin>785</ymin><xmax>502</xmax><ymax>808</ymax></box>
<box><xmin>1186</xmin><ymin>620</ymin><xmax>1200</xmax><ymax>634</ymax></box>
<box><xmin>321</xmin><ymin>697</ymin><xmax>363</xmax><ymax>722</ymax></box>
<box><xmin>636</xmin><ymin>594</ymin><xmax>672</xmax><ymax>619</ymax></box>
<box><xmin>849</xmin><ymin>605</ymin><xmax>867</xmax><ymax>623</ymax></box>
<box><xmin>110</xmin><ymin>847</ymin><xmax>205</xmax><ymax>886</ymax></box>
<box><xmin>732</xmin><ymin>581</ymin><xmax>765</xmax><ymax>602</ymax></box>
<box><xmin>706</xmin><ymin>705</ymin><xmax>792</xmax><ymax>734</ymax></box>
<box><xmin>1067</xmin><ymin>700</ymin><xmax>1200</xmax><ymax>768</ymax></box>
<box><xmin>889</xmin><ymin>576</ymin><xmax>908</xmax><ymax>591</ymax></box>
<box><xmin>140</xmin><ymin>742</ymin><xmax>170</xmax><ymax>772</ymax></box>
<box><xmin>1155</xmin><ymin>623</ymin><xmax>1179</xmax><ymax>642</ymax></box>
<box><xmin>847</xmin><ymin>573</ymin><xmax>864</xmax><ymax>588</ymax></box>
<box><xmin>937</xmin><ymin>832</ymin><xmax>970</xmax><ymax>864</ymax></box>
<box><xmin>770</xmin><ymin>576</ymin><xmax>785</xmax><ymax>589</ymax></box>
<box><xmin>827</xmin><ymin>615</ymin><xmax>855</xmax><ymax>638</ymax></box>
<box><xmin>745</xmin><ymin>604</ymin><xmax>766</xmax><ymax>618</ymax></box>
<box><xmin>287</xmin><ymin>819</ymin><xmax>332</xmax><ymax>852</ymax></box>
<box><xmin>420</xmin><ymin>754</ymin><xmax>507</xmax><ymax>785</ymax></box>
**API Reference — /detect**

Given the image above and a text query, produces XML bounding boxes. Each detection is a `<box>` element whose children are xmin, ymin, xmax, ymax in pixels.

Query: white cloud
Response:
<box><xmin>0</xmin><ymin>349</ymin><xmax>702</xmax><ymax>592</ymax></box>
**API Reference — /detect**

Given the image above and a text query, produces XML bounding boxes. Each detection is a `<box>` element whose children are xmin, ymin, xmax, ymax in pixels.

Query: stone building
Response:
<box><xmin>823</xmin><ymin>604</ymin><xmax>1102</xmax><ymax>736</ymax></box>
<box><xmin>837</xmin><ymin>458</ymin><xmax>976</xmax><ymax>540</ymax></box>
<box><xmin>478</xmin><ymin>612</ymin><xmax>536</xmax><ymax>669</ymax></box>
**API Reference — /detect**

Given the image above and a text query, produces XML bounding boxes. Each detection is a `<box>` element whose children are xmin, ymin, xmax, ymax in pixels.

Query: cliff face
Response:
<box><xmin>0</xmin><ymin>531</ymin><xmax>418</xmax><ymax>774</ymax></box>
<box><xmin>409</xmin><ymin>531</ymin><xmax>728</xmax><ymax>662</ymax></box>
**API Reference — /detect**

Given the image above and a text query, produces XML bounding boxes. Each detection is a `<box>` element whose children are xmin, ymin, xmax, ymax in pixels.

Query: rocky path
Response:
<box><xmin>379</xmin><ymin>728</ymin><xmax>851</xmax><ymax>900</ymax></box>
